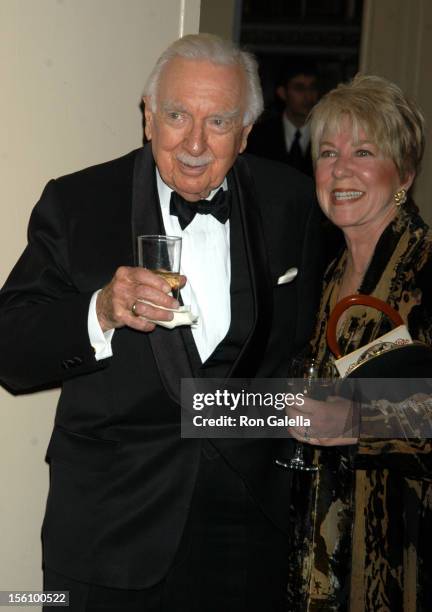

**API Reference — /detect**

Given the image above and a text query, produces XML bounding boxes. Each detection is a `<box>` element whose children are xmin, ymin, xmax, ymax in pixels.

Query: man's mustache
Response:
<box><xmin>176</xmin><ymin>153</ymin><xmax>214</xmax><ymax>167</ymax></box>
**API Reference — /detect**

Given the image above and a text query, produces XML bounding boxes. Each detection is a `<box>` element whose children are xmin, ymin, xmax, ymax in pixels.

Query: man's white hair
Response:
<box><xmin>143</xmin><ymin>33</ymin><xmax>263</xmax><ymax>126</ymax></box>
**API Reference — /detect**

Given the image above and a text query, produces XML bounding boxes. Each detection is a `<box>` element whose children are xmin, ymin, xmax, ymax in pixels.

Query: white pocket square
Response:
<box><xmin>277</xmin><ymin>267</ymin><xmax>298</xmax><ymax>285</ymax></box>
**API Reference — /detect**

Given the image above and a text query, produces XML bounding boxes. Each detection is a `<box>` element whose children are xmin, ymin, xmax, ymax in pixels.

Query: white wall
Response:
<box><xmin>0</xmin><ymin>0</ymin><xmax>200</xmax><ymax>605</ymax></box>
<box><xmin>199</xmin><ymin>0</ymin><xmax>236</xmax><ymax>39</ymax></box>
<box><xmin>360</xmin><ymin>0</ymin><xmax>432</xmax><ymax>225</ymax></box>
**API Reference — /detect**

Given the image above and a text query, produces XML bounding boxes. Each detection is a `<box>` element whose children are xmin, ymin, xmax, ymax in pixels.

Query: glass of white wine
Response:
<box><xmin>276</xmin><ymin>354</ymin><xmax>336</xmax><ymax>471</ymax></box>
<box><xmin>137</xmin><ymin>235</ymin><xmax>182</xmax><ymax>299</ymax></box>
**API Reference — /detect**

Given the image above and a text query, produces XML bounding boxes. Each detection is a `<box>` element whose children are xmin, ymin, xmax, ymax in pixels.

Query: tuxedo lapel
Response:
<box><xmin>131</xmin><ymin>146</ymin><xmax>163</xmax><ymax>245</ymax></box>
<box><xmin>226</xmin><ymin>156</ymin><xmax>273</xmax><ymax>378</ymax></box>
<box><xmin>131</xmin><ymin>146</ymin><xmax>194</xmax><ymax>404</ymax></box>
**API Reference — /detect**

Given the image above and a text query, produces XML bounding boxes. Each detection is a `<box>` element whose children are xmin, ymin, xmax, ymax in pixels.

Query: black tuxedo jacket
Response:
<box><xmin>0</xmin><ymin>145</ymin><xmax>322</xmax><ymax>588</ymax></box>
<box><xmin>247</xmin><ymin>114</ymin><xmax>314</xmax><ymax>177</ymax></box>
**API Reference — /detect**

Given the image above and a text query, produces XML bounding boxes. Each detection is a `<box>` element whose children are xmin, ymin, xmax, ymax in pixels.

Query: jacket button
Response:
<box><xmin>61</xmin><ymin>356</ymin><xmax>83</xmax><ymax>369</ymax></box>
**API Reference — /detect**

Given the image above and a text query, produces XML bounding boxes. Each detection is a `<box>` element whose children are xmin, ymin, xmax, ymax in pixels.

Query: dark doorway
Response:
<box><xmin>237</xmin><ymin>0</ymin><xmax>364</xmax><ymax>110</ymax></box>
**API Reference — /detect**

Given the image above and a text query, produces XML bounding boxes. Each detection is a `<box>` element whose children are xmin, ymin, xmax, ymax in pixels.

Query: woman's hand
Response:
<box><xmin>287</xmin><ymin>395</ymin><xmax>359</xmax><ymax>446</ymax></box>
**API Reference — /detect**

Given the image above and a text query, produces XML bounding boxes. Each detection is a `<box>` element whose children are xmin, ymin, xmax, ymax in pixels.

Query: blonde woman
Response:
<box><xmin>287</xmin><ymin>75</ymin><xmax>432</xmax><ymax>611</ymax></box>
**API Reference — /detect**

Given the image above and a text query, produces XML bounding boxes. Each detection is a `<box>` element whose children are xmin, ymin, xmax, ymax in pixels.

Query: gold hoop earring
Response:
<box><xmin>394</xmin><ymin>189</ymin><xmax>407</xmax><ymax>206</ymax></box>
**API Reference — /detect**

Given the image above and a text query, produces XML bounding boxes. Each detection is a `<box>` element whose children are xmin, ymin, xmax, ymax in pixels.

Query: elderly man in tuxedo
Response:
<box><xmin>0</xmin><ymin>34</ymin><xmax>321</xmax><ymax>611</ymax></box>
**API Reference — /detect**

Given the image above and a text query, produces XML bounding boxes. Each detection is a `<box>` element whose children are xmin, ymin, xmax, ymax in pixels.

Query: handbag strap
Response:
<box><xmin>327</xmin><ymin>294</ymin><xmax>405</xmax><ymax>358</ymax></box>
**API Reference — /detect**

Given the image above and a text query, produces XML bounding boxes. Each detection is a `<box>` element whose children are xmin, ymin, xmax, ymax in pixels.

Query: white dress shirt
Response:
<box><xmin>88</xmin><ymin>169</ymin><xmax>231</xmax><ymax>364</ymax></box>
<box><xmin>282</xmin><ymin>115</ymin><xmax>311</xmax><ymax>155</ymax></box>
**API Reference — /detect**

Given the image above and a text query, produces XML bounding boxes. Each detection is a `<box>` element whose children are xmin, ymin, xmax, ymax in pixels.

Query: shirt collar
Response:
<box><xmin>282</xmin><ymin>114</ymin><xmax>311</xmax><ymax>148</ymax></box>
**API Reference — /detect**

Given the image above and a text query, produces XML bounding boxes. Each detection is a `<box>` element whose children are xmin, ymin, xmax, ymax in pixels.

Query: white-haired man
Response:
<box><xmin>0</xmin><ymin>34</ymin><xmax>322</xmax><ymax>611</ymax></box>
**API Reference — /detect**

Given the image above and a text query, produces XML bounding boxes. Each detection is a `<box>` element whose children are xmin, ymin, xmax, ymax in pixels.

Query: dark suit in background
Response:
<box><xmin>247</xmin><ymin>60</ymin><xmax>320</xmax><ymax>177</ymax></box>
<box><xmin>247</xmin><ymin>113</ymin><xmax>313</xmax><ymax>176</ymax></box>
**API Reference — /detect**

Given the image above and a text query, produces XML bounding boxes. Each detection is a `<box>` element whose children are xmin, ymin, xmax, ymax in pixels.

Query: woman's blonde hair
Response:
<box><xmin>310</xmin><ymin>74</ymin><xmax>425</xmax><ymax>179</ymax></box>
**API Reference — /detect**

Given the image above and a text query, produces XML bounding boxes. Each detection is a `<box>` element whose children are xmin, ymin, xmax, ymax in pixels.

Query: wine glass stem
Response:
<box><xmin>292</xmin><ymin>444</ymin><xmax>305</xmax><ymax>466</ymax></box>
<box><xmin>294</xmin><ymin>444</ymin><xmax>304</xmax><ymax>460</ymax></box>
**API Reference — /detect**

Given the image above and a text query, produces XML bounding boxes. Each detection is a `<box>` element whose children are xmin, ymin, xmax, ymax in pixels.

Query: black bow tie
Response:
<box><xmin>170</xmin><ymin>188</ymin><xmax>231</xmax><ymax>230</ymax></box>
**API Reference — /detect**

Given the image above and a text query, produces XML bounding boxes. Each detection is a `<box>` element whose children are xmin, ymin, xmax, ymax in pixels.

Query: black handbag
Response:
<box><xmin>327</xmin><ymin>294</ymin><xmax>432</xmax><ymax>378</ymax></box>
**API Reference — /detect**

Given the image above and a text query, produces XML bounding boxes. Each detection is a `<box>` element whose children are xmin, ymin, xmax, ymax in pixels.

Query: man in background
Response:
<box><xmin>247</xmin><ymin>59</ymin><xmax>319</xmax><ymax>175</ymax></box>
